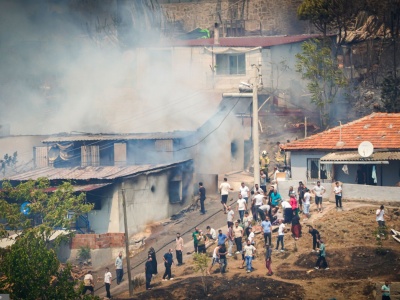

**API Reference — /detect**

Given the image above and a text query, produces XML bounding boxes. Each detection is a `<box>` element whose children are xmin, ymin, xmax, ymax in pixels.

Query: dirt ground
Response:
<box><xmin>116</xmin><ymin>202</ymin><xmax>400</xmax><ymax>300</ymax></box>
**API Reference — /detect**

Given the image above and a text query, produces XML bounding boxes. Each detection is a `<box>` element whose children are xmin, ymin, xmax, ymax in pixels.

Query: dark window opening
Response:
<box><xmin>231</xmin><ymin>140</ymin><xmax>239</xmax><ymax>159</ymax></box>
<box><xmin>169</xmin><ymin>181</ymin><xmax>182</xmax><ymax>203</ymax></box>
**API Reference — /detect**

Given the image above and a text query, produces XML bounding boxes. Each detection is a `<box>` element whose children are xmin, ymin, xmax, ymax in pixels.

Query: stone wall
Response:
<box><xmin>161</xmin><ymin>0</ymin><xmax>308</xmax><ymax>35</ymax></box>
<box><xmin>70</xmin><ymin>233</ymin><xmax>125</xmax><ymax>249</ymax></box>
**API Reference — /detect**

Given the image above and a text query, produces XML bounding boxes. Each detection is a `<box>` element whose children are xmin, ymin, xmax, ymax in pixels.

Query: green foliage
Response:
<box><xmin>295</xmin><ymin>39</ymin><xmax>347</xmax><ymax>127</ymax></box>
<box><xmin>298</xmin><ymin>0</ymin><xmax>333</xmax><ymax>36</ymax></box>
<box><xmin>0</xmin><ymin>238</ymin><xmax>82</xmax><ymax>300</ymax></box>
<box><xmin>0</xmin><ymin>179</ymin><xmax>93</xmax><ymax>242</ymax></box>
<box><xmin>381</xmin><ymin>74</ymin><xmax>400</xmax><ymax>113</ymax></box>
<box><xmin>374</xmin><ymin>226</ymin><xmax>388</xmax><ymax>255</ymax></box>
<box><xmin>77</xmin><ymin>246</ymin><xmax>91</xmax><ymax>261</ymax></box>
<box><xmin>193</xmin><ymin>253</ymin><xmax>209</xmax><ymax>294</ymax></box>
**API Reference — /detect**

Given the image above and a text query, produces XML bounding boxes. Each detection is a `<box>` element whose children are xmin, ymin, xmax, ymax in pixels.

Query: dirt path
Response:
<box><xmin>115</xmin><ymin>200</ymin><xmax>400</xmax><ymax>299</ymax></box>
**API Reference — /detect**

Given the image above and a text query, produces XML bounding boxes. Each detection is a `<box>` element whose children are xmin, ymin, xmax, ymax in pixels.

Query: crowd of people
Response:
<box><xmin>82</xmin><ymin>171</ymin><xmax>391</xmax><ymax>298</ymax></box>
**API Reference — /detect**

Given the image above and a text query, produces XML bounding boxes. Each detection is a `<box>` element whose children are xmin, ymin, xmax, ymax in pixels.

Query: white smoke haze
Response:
<box><xmin>0</xmin><ymin>0</ymin><xmax>218</xmax><ymax>135</ymax></box>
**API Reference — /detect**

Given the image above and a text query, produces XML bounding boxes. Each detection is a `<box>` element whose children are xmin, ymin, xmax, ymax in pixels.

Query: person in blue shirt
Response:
<box><xmin>217</xmin><ymin>229</ymin><xmax>227</xmax><ymax>245</ymax></box>
<box><xmin>261</xmin><ymin>216</ymin><xmax>272</xmax><ymax>245</ymax></box>
<box><xmin>162</xmin><ymin>248</ymin><xmax>174</xmax><ymax>281</ymax></box>
<box><xmin>270</xmin><ymin>189</ymin><xmax>282</xmax><ymax>207</ymax></box>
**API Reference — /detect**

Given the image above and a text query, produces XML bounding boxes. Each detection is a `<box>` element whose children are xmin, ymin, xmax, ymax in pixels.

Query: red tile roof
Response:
<box><xmin>281</xmin><ymin>113</ymin><xmax>400</xmax><ymax>151</ymax></box>
<box><xmin>169</xmin><ymin>34</ymin><xmax>321</xmax><ymax>47</ymax></box>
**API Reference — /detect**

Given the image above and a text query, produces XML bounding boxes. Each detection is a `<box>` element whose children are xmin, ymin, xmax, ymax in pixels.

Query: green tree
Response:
<box><xmin>193</xmin><ymin>253</ymin><xmax>209</xmax><ymax>295</ymax></box>
<box><xmin>381</xmin><ymin>73</ymin><xmax>400</xmax><ymax>112</ymax></box>
<box><xmin>0</xmin><ymin>178</ymin><xmax>94</xmax><ymax>299</ymax></box>
<box><xmin>298</xmin><ymin>0</ymin><xmax>333</xmax><ymax>37</ymax></box>
<box><xmin>0</xmin><ymin>178</ymin><xmax>93</xmax><ymax>242</ymax></box>
<box><xmin>296</xmin><ymin>39</ymin><xmax>348</xmax><ymax>128</ymax></box>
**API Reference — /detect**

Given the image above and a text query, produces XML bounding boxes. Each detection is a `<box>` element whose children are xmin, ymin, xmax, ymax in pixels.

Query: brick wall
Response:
<box><xmin>70</xmin><ymin>233</ymin><xmax>125</xmax><ymax>249</ymax></box>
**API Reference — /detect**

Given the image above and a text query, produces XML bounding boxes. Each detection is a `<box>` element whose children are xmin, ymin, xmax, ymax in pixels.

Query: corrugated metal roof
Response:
<box><xmin>320</xmin><ymin>151</ymin><xmax>400</xmax><ymax>162</ymax></box>
<box><xmin>5</xmin><ymin>161</ymin><xmax>190</xmax><ymax>181</ymax></box>
<box><xmin>282</xmin><ymin>113</ymin><xmax>400</xmax><ymax>151</ymax></box>
<box><xmin>169</xmin><ymin>34</ymin><xmax>321</xmax><ymax>47</ymax></box>
<box><xmin>43</xmin><ymin>131</ymin><xmax>193</xmax><ymax>143</ymax></box>
<box><xmin>43</xmin><ymin>183</ymin><xmax>111</xmax><ymax>192</ymax></box>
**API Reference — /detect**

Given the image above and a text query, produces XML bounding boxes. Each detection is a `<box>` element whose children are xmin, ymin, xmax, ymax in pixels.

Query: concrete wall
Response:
<box><xmin>340</xmin><ymin>183</ymin><xmax>400</xmax><ymax>202</ymax></box>
<box><xmin>161</xmin><ymin>0</ymin><xmax>308</xmax><ymax>35</ymax></box>
<box><xmin>0</xmin><ymin>135</ymin><xmax>49</xmax><ymax>175</ymax></box>
<box><xmin>290</xmin><ymin>151</ymin><xmax>327</xmax><ymax>181</ymax></box>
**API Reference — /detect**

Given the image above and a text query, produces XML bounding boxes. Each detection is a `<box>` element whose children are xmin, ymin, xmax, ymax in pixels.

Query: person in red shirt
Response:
<box><xmin>290</xmin><ymin>194</ymin><xmax>298</xmax><ymax>216</ymax></box>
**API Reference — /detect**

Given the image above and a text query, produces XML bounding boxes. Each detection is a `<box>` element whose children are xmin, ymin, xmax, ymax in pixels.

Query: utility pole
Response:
<box><xmin>304</xmin><ymin>116</ymin><xmax>307</xmax><ymax>138</ymax></box>
<box><xmin>121</xmin><ymin>182</ymin><xmax>133</xmax><ymax>296</ymax></box>
<box><xmin>252</xmin><ymin>65</ymin><xmax>260</xmax><ymax>186</ymax></box>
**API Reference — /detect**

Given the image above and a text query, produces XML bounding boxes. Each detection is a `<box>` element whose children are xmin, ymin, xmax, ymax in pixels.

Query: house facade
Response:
<box><xmin>281</xmin><ymin>113</ymin><xmax>400</xmax><ymax>201</ymax></box>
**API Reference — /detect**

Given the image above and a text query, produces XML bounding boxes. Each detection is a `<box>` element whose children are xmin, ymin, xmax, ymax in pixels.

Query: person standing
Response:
<box><xmin>236</xmin><ymin>194</ymin><xmax>247</xmax><ymax>223</ymax></box>
<box><xmin>265</xmin><ymin>244</ymin><xmax>273</xmax><ymax>276</ymax></box>
<box><xmin>312</xmin><ymin>181</ymin><xmax>326</xmax><ymax>213</ymax></box>
<box><xmin>297</xmin><ymin>181</ymin><xmax>305</xmax><ymax>213</ymax></box>
<box><xmin>199</xmin><ymin>182</ymin><xmax>206</xmax><ymax>214</ymax></box>
<box><xmin>240</xmin><ymin>182</ymin><xmax>250</xmax><ymax>203</ymax></box>
<box><xmin>281</xmin><ymin>199</ymin><xmax>293</xmax><ymax>224</ymax></box>
<box><xmin>260</xmin><ymin>170</ymin><xmax>267</xmax><ymax>194</ymax></box>
<box><xmin>315</xmin><ymin>239</ymin><xmax>329</xmax><ymax>270</ymax></box>
<box><xmin>334</xmin><ymin>181</ymin><xmax>343</xmax><ymax>209</ymax></box>
<box><xmin>197</xmin><ymin>230</ymin><xmax>207</xmax><ymax>254</ymax></box>
<box><xmin>243</xmin><ymin>211</ymin><xmax>253</xmax><ymax>237</ymax></box>
<box><xmin>254</xmin><ymin>191</ymin><xmax>266</xmax><ymax>222</ymax></box>
<box><xmin>233</xmin><ymin>221</ymin><xmax>244</xmax><ymax>254</ymax></box>
<box><xmin>275</xmin><ymin>219</ymin><xmax>285</xmax><ymax>252</ymax></box>
<box><xmin>82</xmin><ymin>270</ymin><xmax>94</xmax><ymax>296</ymax></box>
<box><xmin>291</xmin><ymin>212</ymin><xmax>301</xmax><ymax>240</ymax></box>
<box><xmin>162</xmin><ymin>248</ymin><xmax>174</xmax><ymax>281</ymax></box>
<box><xmin>218</xmin><ymin>244</ymin><xmax>228</xmax><ymax>273</ymax></box>
<box><xmin>381</xmin><ymin>281</ymin><xmax>391</xmax><ymax>300</ymax></box>
<box><xmin>247</xmin><ymin>227</ymin><xmax>255</xmax><ymax>245</ymax></box>
<box><xmin>217</xmin><ymin>229</ymin><xmax>227</xmax><ymax>246</ymax></box>
<box><xmin>220</xmin><ymin>178</ymin><xmax>233</xmax><ymax>213</ymax></box>
<box><xmin>261</xmin><ymin>216</ymin><xmax>272</xmax><ymax>246</ymax></box>
<box><xmin>104</xmin><ymin>267</ymin><xmax>112</xmax><ymax>298</ymax></box>
<box><xmin>243</xmin><ymin>240</ymin><xmax>256</xmax><ymax>273</ymax></box>
<box><xmin>192</xmin><ymin>227</ymin><xmax>200</xmax><ymax>253</ymax></box>
<box><xmin>309</xmin><ymin>226</ymin><xmax>320</xmax><ymax>252</ymax></box>
<box><xmin>227</xmin><ymin>223</ymin><xmax>234</xmax><ymax>256</ymax></box>
<box><xmin>175</xmin><ymin>233</ymin><xmax>184</xmax><ymax>266</ymax></box>
<box><xmin>227</xmin><ymin>206</ymin><xmax>234</xmax><ymax>228</ymax></box>
<box><xmin>115</xmin><ymin>251</ymin><xmax>123</xmax><ymax>285</ymax></box>
<box><xmin>145</xmin><ymin>256</ymin><xmax>153</xmax><ymax>290</ymax></box>
<box><xmin>290</xmin><ymin>194</ymin><xmax>298</xmax><ymax>216</ymax></box>
<box><xmin>376</xmin><ymin>205</ymin><xmax>386</xmax><ymax>227</ymax></box>
<box><xmin>148</xmin><ymin>247</ymin><xmax>158</xmax><ymax>276</ymax></box>
<box><xmin>303</xmin><ymin>188</ymin><xmax>311</xmax><ymax>220</ymax></box>
<box><xmin>207</xmin><ymin>244</ymin><xmax>221</xmax><ymax>275</ymax></box>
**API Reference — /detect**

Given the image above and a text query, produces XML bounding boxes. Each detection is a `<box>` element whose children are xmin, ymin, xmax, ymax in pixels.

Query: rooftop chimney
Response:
<box><xmin>214</xmin><ymin>23</ymin><xmax>220</xmax><ymax>45</ymax></box>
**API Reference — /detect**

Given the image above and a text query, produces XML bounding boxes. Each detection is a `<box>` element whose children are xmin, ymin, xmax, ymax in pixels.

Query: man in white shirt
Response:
<box><xmin>247</xmin><ymin>227</ymin><xmax>255</xmax><ymax>244</ymax></box>
<box><xmin>240</xmin><ymin>182</ymin><xmax>250</xmax><ymax>203</ymax></box>
<box><xmin>236</xmin><ymin>194</ymin><xmax>247</xmax><ymax>223</ymax></box>
<box><xmin>376</xmin><ymin>205</ymin><xmax>385</xmax><ymax>227</ymax></box>
<box><xmin>227</xmin><ymin>206</ymin><xmax>234</xmax><ymax>228</ymax></box>
<box><xmin>207</xmin><ymin>245</ymin><xmax>221</xmax><ymax>275</ymax></box>
<box><xmin>281</xmin><ymin>199</ymin><xmax>293</xmax><ymax>224</ymax></box>
<box><xmin>312</xmin><ymin>181</ymin><xmax>326</xmax><ymax>213</ymax></box>
<box><xmin>253</xmin><ymin>191</ymin><xmax>266</xmax><ymax>222</ymax></box>
<box><xmin>206</xmin><ymin>226</ymin><xmax>217</xmax><ymax>240</ymax></box>
<box><xmin>275</xmin><ymin>219</ymin><xmax>285</xmax><ymax>252</ymax></box>
<box><xmin>243</xmin><ymin>240</ymin><xmax>257</xmax><ymax>273</ymax></box>
<box><xmin>333</xmin><ymin>181</ymin><xmax>343</xmax><ymax>209</ymax></box>
<box><xmin>104</xmin><ymin>267</ymin><xmax>112</xmax><ymax>299</ymax></box>
<box><xmin>82</xmin><ymin>270</ymin><xmax>94</xmax><ymax>296</ymax></box>
<box><xmin>243</xmin><ymin>211</ymin><xmax>253</xmax><ymax>237</ymax></box>
<box><xmin>303</xmin><ymin>188</ymin><xmax>311</xmax><ymax>219</ymax></box>
<box><xmin>220</xmin><ymin>178</ymin><xmax>233</xmax><ymax>213</ymax></box>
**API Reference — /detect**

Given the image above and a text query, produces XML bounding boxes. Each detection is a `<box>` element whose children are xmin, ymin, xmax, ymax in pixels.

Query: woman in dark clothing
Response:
<box><xmin>291</xmin><ymin>212</ymin><xmax>302</xmax><ymax>240</ymax></box>
<box><xmin>148</xmin><ymin>247</ymin><xmax>158</xmax><ymax>275</ymax></box>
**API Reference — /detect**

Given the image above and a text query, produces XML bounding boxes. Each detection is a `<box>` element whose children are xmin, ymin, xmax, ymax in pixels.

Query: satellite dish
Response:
<box><xmin>20</xmin><ymin>202</ymin><xmax>31</xmax><ymax>215</ymax></box>
<box><xmin>358</xmin><ymin>141</ymin><xmax>374</xmax><ymax>158</ymax></box>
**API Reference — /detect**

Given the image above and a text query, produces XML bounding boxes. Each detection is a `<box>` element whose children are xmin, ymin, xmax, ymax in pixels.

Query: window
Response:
<box><xmin>216</xmin><ymin>54</ymin><xmax>245</xmax><ymax>75</ymax></box>
<box><xmin>81</xmin><ymin>145</ymin><xmax>100</xmax><ymax>167</ymax></box>
<box><xmin>169</xmin><ymin>181</ymin><xmax>182</xmax><ymax>203</ymax></box>
<box><xmin>307</xmin><ymin>158</ymin><xmax>333</xmax><ymax>180</ymax></box>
